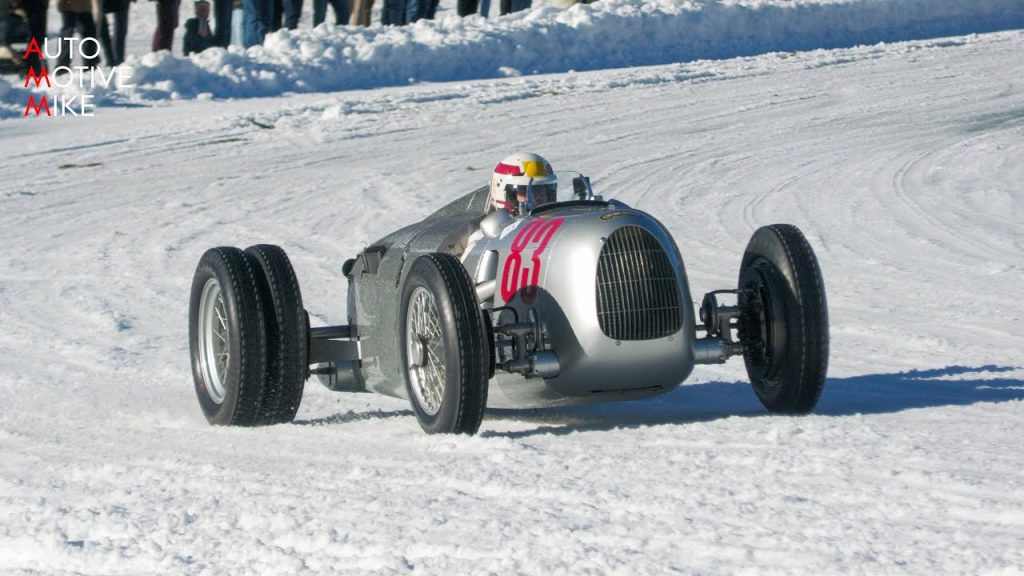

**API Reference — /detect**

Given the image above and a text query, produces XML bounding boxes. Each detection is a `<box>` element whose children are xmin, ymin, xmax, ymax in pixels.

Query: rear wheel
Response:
<box><xmin>399</xmin><ymin>253</ymin><xmax>489</xmax><ymax>434</ymax></box>
<box><xmin>737</xmin><ymin>224</ymin><xmax>829</xmax><ymax>413</ymax></box>
<box><xmin>244</xmin><ymin>244</ymin><xmax>308</xmax><ymax>424</ymax></box>
<box><xmin>189</xmin><ymin>247</ymin><xmax>268</xmax><ymax>426</ymax></box>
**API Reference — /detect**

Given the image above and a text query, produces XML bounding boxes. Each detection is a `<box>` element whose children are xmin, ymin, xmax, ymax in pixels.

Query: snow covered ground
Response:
<box><xmin>1</xmin><ymin>0</ymin><xmax>1024</xmax><ymax>573</ymax></box>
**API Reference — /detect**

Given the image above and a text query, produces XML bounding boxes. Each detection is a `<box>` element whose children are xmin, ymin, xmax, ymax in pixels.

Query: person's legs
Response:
<box><xmin>243</xmin><ymin>0</ymin><xmax>271</xmax><ymax>46</ymax></box>
<box><xmin>282</xmin><ymin>0</ymin><xmax>301</xmax><ymax>29</ymax></box>
<box><xmin>213</xmin><ymin>0</ymin><xmax>232</xmax><ymax>46</ymax></box>
<box><xmin>99</xmin><ymin>14</ymin><xmax>114</xmax><ymax>65</ymax></box>
<box><xmin>457</xmin><ymin>0</ymin><xmax>477</xmax><ymax>17</ymax></box>
<box><xmin>152</xmin><ymin>0</ymin><xmax>179</xmax><ymax>52</ymax></box>
<box><xmin>270</xmin><ymin>0</ymin><xmax>281</xmax><ymax>31</ymax></box>
<box><xmin>76</xmin><ymin>11</ymin><xmax>101</xmax><ymax>67</ymax></box>
<box><xmin>403</xmin><ymin>0</ymin><xmax>421</xmax><ymax>24</ymax></box>
<box><xmin>0</xmin><ymin>0</ymin><xmax>10</xmax><ymax>48</ymax></box>
<box><xmin>357</xmin><ymin>0</ymin><xmax>373</xmax><ymax>25</ymax></box>
<box><xmin>112</xmin><ymin>5</ymin><xmax>129</xmax><ymax>64</ymax></box>
<box><xmin>23</xmin><ymin>0</ymin><xmax>47</xmax><ymax>72</ymax></box>
<box><xmin>58</xmin><ymin>11</ymin><xmax>77</xmax><ymax>68</ymax></box>
<box><xmin>312</xmin><ymin>0</ymin><xmax>325</xmax><ymax>25</ymax></box>
<box><xmin>381</xmin><ymin>0</ymin><xmax>403</xmax><ymax>25</ymax></box>
<box><xmin>330</xmin><ymin>0</ymin><xmax>348</xmax><ymax>24</ymax></box>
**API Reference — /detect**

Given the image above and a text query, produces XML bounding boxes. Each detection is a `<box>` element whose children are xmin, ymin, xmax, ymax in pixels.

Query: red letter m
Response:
<box><xmin>24</xmin><ymin>95</ymin><xmax>52</xmax><ymax>117</ymax></box>
<box><xmin>25</xmin><ymin>67</ymin><xmax>51</xmax><ymax>88</ymax></box>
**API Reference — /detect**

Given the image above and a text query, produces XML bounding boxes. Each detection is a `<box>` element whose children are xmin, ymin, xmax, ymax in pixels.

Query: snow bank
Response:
<box><xmin>11</xmin><ymin>0</ymin><xmax>1024</xmax><ymax>107</ymax></box>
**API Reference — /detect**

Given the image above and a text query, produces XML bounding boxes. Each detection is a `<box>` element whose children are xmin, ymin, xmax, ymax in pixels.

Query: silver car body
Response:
<box><xmin>341</xmin><ymin>187</ymin><xmax>698</xmax><ymax>409</ymax></box>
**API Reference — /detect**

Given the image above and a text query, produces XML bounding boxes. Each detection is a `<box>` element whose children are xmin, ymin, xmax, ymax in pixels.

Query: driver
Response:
<box><xmin>457</xmin><ymin>152</ymin><xmax>558</xmax><ymax>262</ymax></box>
<box><xmin>490</xmin><ymin>152</ymin><xmax>558</xmax><ymax>214</ymax></box>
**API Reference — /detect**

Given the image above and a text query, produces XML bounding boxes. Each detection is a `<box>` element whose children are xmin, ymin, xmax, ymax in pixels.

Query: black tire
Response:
<box><xmin>189</xmin><ymin>247</ymin><xmax>268</xmax><ymax>426</ymax></box>
<box><xmin>399</xmin><ymin>253</ymin><xmax>489</xmax><ymax>435</ymax></box>
<box><xmin>737</xmin><ymin>224</ymin><xmax>829</xmax><ymax>413</ymax></box>
<box><xmin>244</xmin><ymin>244</ymin><xmax>308</xmax><ymax>424</ymax></box>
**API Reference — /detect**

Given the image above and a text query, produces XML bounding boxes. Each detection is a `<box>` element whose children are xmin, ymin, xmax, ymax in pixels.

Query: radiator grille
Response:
<box><xmin>596</xmin><ymin>226</ymin><xmax>682</xmax><ymax>340</ymax></box>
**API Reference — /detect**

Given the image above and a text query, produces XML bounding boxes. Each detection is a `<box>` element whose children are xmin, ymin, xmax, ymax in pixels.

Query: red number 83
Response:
<box><xmin>500</xmin><ymin>217</ymin><xmax>565</xmax><ymax>304</ymax></box>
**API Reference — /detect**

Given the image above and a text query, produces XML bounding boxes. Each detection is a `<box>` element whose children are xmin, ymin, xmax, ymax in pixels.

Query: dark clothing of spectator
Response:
<box><xmin>348</xmin><ymin>0</ymin><xmax>371</xmax><ymax>25</ymax></box>
<box><xmin>457</xmin><ymin>0</ymin><xmax>476</xmax><ymax>16</ymax></box>
<box><xmin>381</xmin><ymin>0</ymin><xmax>404</xmax><ymax>25</ymax></box>
<box><xmin>0</xmin><ymin>0</ymin><xmax>9</xmax><ymax>48</ymax></box>
<box><xmin>183</xmin><ymin>16</ymin><xmax>215</xmax><ymax>54</ymax></box>
<box><xmin>152</xmin><ymin>0</ymin><xmax>180</xmax><ymax>51</ymax></box>
<box><xmin>244</xmin><ymin>0</ymin><xmax>271</xmax><ymax>46</ymax></box>
<box><xmin>22</xmin><ymin>0</ymin><xmax>48</xmax><ymax>73</ymax></box>
<box><xmin>270</xmin><ymin>0</ymin><xmax>300</xmax><ymax>30</ymax></box>
<box><xmin>99</xmin><ymin>0</ymin><xmax>131</xmax><ymax>66</ymax></box>
<box><xmin>381</xmin><ymin>0</ymin><xmax>432</xmax><ymax>25</ymax></box>
<box><xmin>58</xmin><ymin>5</ymin><xmax>101</xmax><ymax>67</ymax></box>
<box><xmin>313</xmin><ymin>0</ymin><xmax>347</xmax><ymax>26</ymax></box>
<box><xmin>500</xmin><ymin>0</ymin><xmax>527</xmax><ymax>15</ymax></box>
<box><xmin>0</xmin><ymin>0</ymin><xmax>16</xmax><ymax>73</ymax></box>
<box><xmin>212</xmin><ymin>0</ymin><xmax>232</xmax><ymax>46</ymax></box>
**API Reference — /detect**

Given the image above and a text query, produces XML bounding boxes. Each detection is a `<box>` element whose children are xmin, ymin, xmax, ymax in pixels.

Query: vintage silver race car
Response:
<box><xmin>188</xmin><ymin>175</ymin><xmax>829</xmax><ymax>434</ymax></box>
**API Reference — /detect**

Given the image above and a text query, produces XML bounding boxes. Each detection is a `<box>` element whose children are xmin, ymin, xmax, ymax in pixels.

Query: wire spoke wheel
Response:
<box><xmin>198</xmin><ymin>278</ymin><xmax>230</xmax><ymax>404</ymax></box>
<box><xmin>406</xmin><ymin>286</ymin><xmax>446</xmax><ymax>416</ymax></box>
<box><xmin>399</xmin><ymin>253</ymin><xmax>489</xmax><ymax>434</ymax></box>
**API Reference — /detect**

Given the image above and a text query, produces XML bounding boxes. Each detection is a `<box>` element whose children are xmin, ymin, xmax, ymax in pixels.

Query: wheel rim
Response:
<box><xmin>198</xmin><ymin>278</ymin><xmax>230</xmax><ymax>404</ymax></box>
<box><xmin>405</xmin><ymin>286</ymin><xmax>445</xmax><ymax>416</ymax></box>
<box><xmin>740</xmin><ymin>260</ymin><xmax>786</xmax><ymax>387</ymax></box>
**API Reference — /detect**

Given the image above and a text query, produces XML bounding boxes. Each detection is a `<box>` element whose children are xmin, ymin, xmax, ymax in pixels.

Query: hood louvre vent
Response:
<box><xmin>596</xmin><ymin>226</ymin><xmax>682</xmax><ymax>341</ymax></box>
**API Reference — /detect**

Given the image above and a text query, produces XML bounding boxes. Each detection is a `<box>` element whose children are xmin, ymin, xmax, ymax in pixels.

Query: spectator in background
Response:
<box><xmin>380</xmin><ymin>0</ymin><xmax>432</xmax><ymax>26</ymax></box>
<box><xmin>424</xmin><ymin>0</ymin><xmax>437</xmax><ymax>18</ymax></box>
<box><xmin>313</xmin><ymin>0</ymin><xmax>346</xmax><ymax>26</ymax></box>
<box><xmin>348</xmin><ymin>0</ymin><xmax>371</xmax><ymax>25</ymax></box>
<box><xmin>152</xmin><ymin>0</ymin><xmax>180</xmax><ymax>51</ymax></box>
<box><xmin>99</xmin><ymin>0</ymin><xmax>131</xmax><ymax>66</ymax></box>
<box><xmin>57</xmin><ymin>0</ymin><xmax>100</xmax><ymax>67</ymax></box>
<box><xmin>379</xmin><ymin>0</ymin><xmax>397</xmax><ymax>24</ymax></box>
<box><xmin>230</xmin><ymin>0</ymin><xmax>243</xmax><ymax>44</ymax></box>
<box><xmin>499</xmin><ymin>0</ymin><xmax>527</xmax><ymax>15</ymax></box>
<box><xmin>244</xmin><ymin>0</ymin><xmax>271</xmax><ymax>45</ymax></box>
<box><xmin>459</xmin><ymin>0</ymin><xmax>489</xmax><ymax>17</ymax></box>
<box><xmin>183</xmin><ymin>0</ymin><xmax>215</xmax><ymax>54</ymax></box>
<box><xmin>212</xmin><ymin>0</ymin><xmax>231</xmax><ymax>45</ymax></box>
<box><xmin>0</xmin><ymin>0</ymin><xmax>13</xmax><ymax>69</ymax></box>
<box><xmin>270</xmin><ymin>0</ymin><xmax>299</xmax><ymax>30</ymax></box>
<box><xmin>457</xmin><ymin>0</ymin><xmax>476</xmax><ymax>17</ymax></box>
<box><xmin>20</xmin><ymin>0</ymin><xmax>48</xmax><ymax>73</ymax></box>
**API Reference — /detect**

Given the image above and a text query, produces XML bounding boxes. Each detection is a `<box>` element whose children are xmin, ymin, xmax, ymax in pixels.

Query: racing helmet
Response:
<box><xmin>490</xmin><ymin>152</ymin><xmax>557</xmax><ymax>213</ymax></box>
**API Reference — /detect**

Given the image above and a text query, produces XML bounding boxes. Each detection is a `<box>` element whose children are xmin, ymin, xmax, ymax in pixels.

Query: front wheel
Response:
<box><xmin>737</xmin><ymin>224</ymin><xmax>829</xmax><ymax>413</ymax></box>
<box><xmin>399</xmin><ymin>253</ymin><xmax>489</xmax><ymax>434</ymax></box>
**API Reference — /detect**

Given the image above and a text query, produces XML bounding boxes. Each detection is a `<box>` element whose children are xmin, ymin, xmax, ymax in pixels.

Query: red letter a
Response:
<box><xmin>24</xmin><ymin>95</ymin><xmax>52</xmax><ymax>117</ymax></box>
<box><xmin>25</xmin><ymin>67</ymin><xmax>51</xmax><ymax>88</ymax></box>
<box><xmin>23</xmin><ymin>38</ymin><xmax>43</xmax><ymax>60</ymax></box>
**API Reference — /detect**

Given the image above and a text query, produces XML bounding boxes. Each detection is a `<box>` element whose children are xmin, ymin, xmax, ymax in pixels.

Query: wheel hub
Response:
<box><xmin>738</xmin><ymin>260</ymin><xmax>786</xmax><ymax>387</ymax></box>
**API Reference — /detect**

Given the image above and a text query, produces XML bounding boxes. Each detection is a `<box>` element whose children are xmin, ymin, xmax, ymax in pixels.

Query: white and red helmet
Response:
<box><xmin>490</xmin><ymin>152</ymin><xmax>557</xmax><ymax>213</ymax></box>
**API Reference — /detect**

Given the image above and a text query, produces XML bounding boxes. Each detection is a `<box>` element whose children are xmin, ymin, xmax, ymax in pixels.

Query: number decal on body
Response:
<box><xmin>501</xmin><ymin>217</ymin><xmax>565</xmax><ymax>304</ymax></box>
